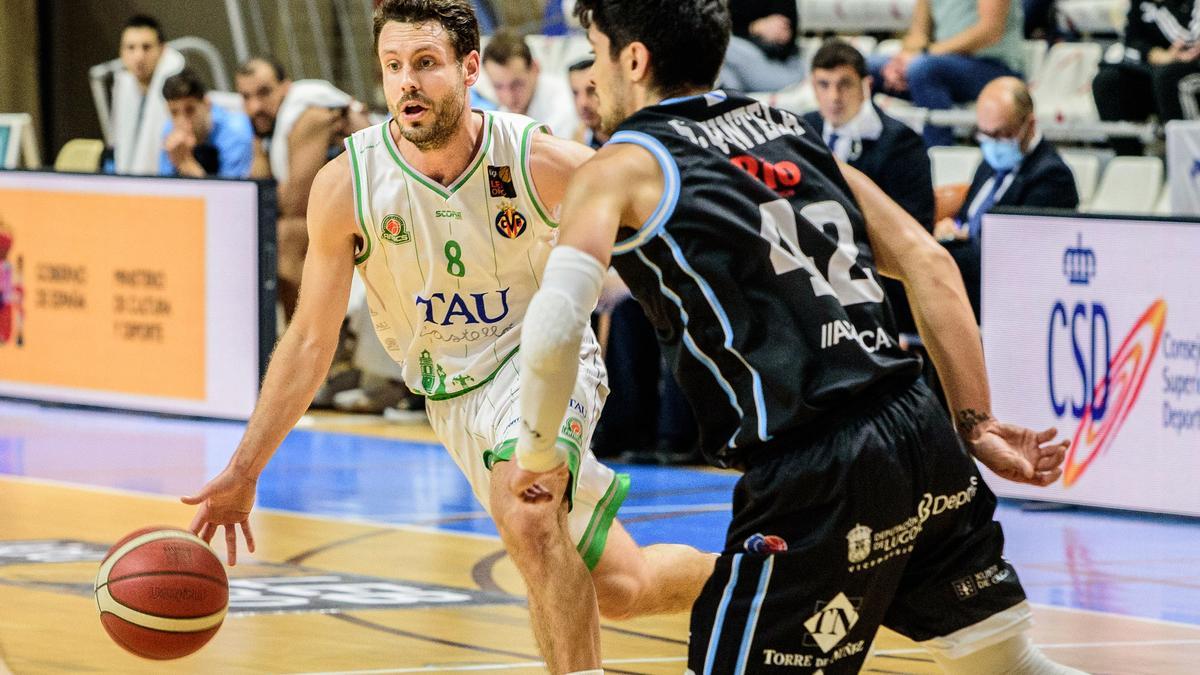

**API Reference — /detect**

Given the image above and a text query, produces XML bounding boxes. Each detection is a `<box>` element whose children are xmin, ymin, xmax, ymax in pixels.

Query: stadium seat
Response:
<box><xmin>1059</xmin><ymin>150</ymin><xmax>1103</xmax><ymax>208</ymax></box>
<box><xmin>1085</xmin><ymin>156</ymin><xmax>1164</xmax><ymax>214</ymax></box>
<box><xmin>800</xmin><ymin>0</ymin><xmax>914</xmax><ymax>33</ymax></box>
<box><xmin>928</xmin><ymin>146</ymin><xmax>982</xmax><ymax>188</ymax></box>
<box><xmin>874</xmin><ymin>38</ymin><xmax>904</xmax><ymax>58</ymax></box>
<box><xmin>1155</xmin><ymin>183</ymin><xmax>1172</xmax><ymax>215</ymax></box>
<box><xmin>1023</xmin><ymin>39</ymin><xmax>1048</xmax><ymax>82</ymax></box>
<box><xmin>1057</xmin><ymin>0</ymin><xmax>1128</xmax><ymax>36</ymax></box>
<box><xmin>53</xmin><ymin>139</ymin><xmax>104</xmax><ymax>173</ymax></box>
<box><xmin>750</xmin><ymin>82</ymin><xmax>817</xmax><ymax>115</ymax></box>
<box><xmin>935</xmin><ymin>183</ymin><xmax>970</xmax><ymax>222</ymax></box>
<box><xmin>1030</xmin><ymin>42</ymin><xmax>1103</xmax><ymax>124</ymax></box>
<box><xmin>841</xmin><ymin>35</ymin><xmax>878</xmax><ymax>56</ymax></box>
<box><xmin>207</xmin><ymin>91</ymin><xmax>245</xmax><ymax>117</ymax></box>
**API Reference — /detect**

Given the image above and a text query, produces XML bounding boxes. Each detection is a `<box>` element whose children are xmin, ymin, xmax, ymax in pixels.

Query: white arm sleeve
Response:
<box><xmin>516</xmin><ymin>245</ymin><xmax>606</xmax><ymax>472</ymax></box>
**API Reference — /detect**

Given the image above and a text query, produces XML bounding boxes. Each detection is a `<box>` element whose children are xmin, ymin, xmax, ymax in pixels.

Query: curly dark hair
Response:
<box><xmin>574</xmin><ymin>0</ymin><xmax>730</xmax><ymax>96</ymax></box>
<box><xmin>373</xmin><ymin>0</ymin><xmax>480</xmax><ymax>61</ymax></box>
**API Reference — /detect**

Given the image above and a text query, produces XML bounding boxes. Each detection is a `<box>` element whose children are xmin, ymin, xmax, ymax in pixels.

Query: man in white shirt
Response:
<box><xmin>107</xmin><ymin>14</ymin><xmax>185</xmax><ymax>175</ymax></box>
<box><xmin>481</xmin><ymin>29</ymin><xmax>579</xmax><ymax>138</ymax></box>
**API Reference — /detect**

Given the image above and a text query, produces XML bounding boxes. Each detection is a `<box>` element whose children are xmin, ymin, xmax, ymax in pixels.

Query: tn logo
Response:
<box><xmin>803</xmin><ymin>592</ymin><xmax>860</xmax><ymax>653</ymax></box>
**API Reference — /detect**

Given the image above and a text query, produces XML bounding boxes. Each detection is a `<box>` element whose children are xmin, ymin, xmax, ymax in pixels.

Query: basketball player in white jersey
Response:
<box><xmin>181</xmin><ymin>1</ymin><xmax>714</xmax><ymax>671</ymax></box>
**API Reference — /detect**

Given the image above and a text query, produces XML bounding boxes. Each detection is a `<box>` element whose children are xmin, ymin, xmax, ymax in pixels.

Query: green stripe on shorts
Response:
<box><xmin>576</xmin><ymin>473</ymin><xmax>630</xmax><ymax>570</ymax></box>
<box><xmin>483</xmin><ymin>437</ymin><xmax>582</xmax><ymax>504</ymax></box>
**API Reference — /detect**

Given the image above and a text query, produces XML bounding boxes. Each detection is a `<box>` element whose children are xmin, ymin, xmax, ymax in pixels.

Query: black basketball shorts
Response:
<box><xmin>687</xmin><ymin>378</ymin><xmax>1030</xmax><ymax>674</ymax></box>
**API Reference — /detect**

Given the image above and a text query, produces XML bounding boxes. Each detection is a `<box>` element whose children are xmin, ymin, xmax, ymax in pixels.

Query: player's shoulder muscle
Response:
<box><xmin>306</xmin><ymin>152</ymin><xmax>358</xmax><ymax>244</ymax></box>
<box><xmin>527</xmin><ymin>132</ymin><xmax>595</xmax><ymax>210</ymax></box>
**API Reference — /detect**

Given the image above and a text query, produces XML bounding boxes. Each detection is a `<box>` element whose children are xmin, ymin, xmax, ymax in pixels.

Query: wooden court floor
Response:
<box><xmin>2</xmin><ymin>472</ymin><xmax>1199</xmax><ymax>674</ymax></box>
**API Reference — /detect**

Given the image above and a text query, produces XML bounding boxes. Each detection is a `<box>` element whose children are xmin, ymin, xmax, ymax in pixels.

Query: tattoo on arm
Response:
<box><xmin>955</xmin><ymin>408</ymin><xmax>993</xmax><ymax>440</ymax></box>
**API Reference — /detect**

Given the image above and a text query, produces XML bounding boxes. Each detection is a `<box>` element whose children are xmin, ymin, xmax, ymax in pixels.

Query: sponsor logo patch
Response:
<box><xmin>803</xmin><ymin>592</ymin><xmax>859</xmax><ymax>653</ymax></box>
<box><xmin>488</xmin><ymin>165</ymin><xmax>517</xmax><ymax>198</ymax></box>
<box><xmin>380</xmin><ymin>214</ymin><xmax>411</xmax><ymax>244</ymax></box>
<box><xmin>495</xmin><ymin>201</ymin><xmax>527</xmax><ymax>239</ymax></box>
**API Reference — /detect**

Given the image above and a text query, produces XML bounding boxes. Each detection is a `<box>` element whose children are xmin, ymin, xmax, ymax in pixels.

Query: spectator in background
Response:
<box><xmin>719</xmin><ymin>0</ymin><xmax>805</xmax><ymax>92</ymax></box>
<box><xmin>803</xmin><ymin>40</ymin><xmax>933</xmax><ymax>343</ymax></box>
<box><xmin>234</xmin><ymin>56</ymin><xmax>370</xmax><ymax>318</ymax></box>
<box><xmin>482</xmin><ymin>29</ymin><xmax>579</xmax><ymax>137</ymax></box>
<box><xmin>567</xmin><ymin>59</ymin><xmax>608</xmax><ymax>148</ymax></box>
<box><xmin>871</xmin><ymin>0</ymin><xmax>1026</xmax><ymax>147</ymax></box>
<box><xmin>937</xmin><ymin>77</ymin><xmax>1077</xmax><ymax>318</ymax></box>
<box><xmin>1093</xmin><ymin>0</ymin><xmax>1200</xmax><ymax>155</ymax></box>
<box><xmin>159</xmin><ymin>69</ymin><xmax>254</xmax><ymax>179</ymax></box>
<box><xmin>108</xmin><ymin>15</ymin><xmax>185</xmax><ymax>175</ymax></box>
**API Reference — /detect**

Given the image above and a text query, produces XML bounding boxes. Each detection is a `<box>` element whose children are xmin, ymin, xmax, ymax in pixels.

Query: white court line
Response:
<box><xmin>875</xmin><ymin>638</ymin><xmax>1200</xmax><ymax>656</ymax></box>
<box><xmin>290</xmin><ymin>656</ymin><xmax>686</xmax><ymax>674</ymax></box>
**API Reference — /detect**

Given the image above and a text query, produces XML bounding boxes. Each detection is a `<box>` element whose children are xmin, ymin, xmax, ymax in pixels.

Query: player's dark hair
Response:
<box><xmin>236</xmin><ymin>56</ymin><xmax>287</xmax><ymax>82</ymax></box>
<box><xmin>811</xmin><ymin>40</ymin><xmax>867</xmax><ymax>78</ymax></box>
<box><xmin>482</xmin><ymin>28</ymin><xmax>533</xmax><ymax>67</ymax></box>
<box><xmin>568</xmin><ymin>58</ymin><xmax>594</xmax><ymax>74</ymax></box>
<box><xmin>373</xmin><ymin>0</ymin><xmax>480</xmax><ymax>62</ymax></box>
<box><xmin>574</xmin><ymin>0</ymin><xmax>730</xmax><ymax>96</ymax></box>
<box><xmin>162</xmin><ymin>68</ymin><xmax>207</xmax><ymax>101</ymax></box>
<box><xmin>122</xmin><ymin>14</ymin><xmax>164</xmax><ymax>44</ymax></box>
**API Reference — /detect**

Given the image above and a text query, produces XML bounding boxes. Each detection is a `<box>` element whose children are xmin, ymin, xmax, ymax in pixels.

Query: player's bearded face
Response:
<box><xmin>391</xmin><ymin>66</ymin><xmax>467</xmax><ymax>151</ymax></box>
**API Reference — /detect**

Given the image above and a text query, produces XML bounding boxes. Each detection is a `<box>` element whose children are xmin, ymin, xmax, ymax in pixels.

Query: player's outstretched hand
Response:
<box><xmin>967</xmin><ymin>421</ymin><xmax>1068</xmax><ymax>487</ymax></box>
<box><xmin>181</xmin><ymin>468</ymin><xmax>258</xmax><ymax>565</ymax></box>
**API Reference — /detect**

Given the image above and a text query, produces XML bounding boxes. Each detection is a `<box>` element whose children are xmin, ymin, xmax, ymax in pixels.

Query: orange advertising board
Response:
<box><xmin>0</xmin><ymin>188</ymin><xmax>206</xmax><ymax>399</ymax></box>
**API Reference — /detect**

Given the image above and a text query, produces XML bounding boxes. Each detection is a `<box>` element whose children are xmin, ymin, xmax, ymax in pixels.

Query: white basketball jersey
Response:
<box><xmin>345</xmin><ymin>111</ymin><xmax>569</xmax><ymax>400</ymax></box>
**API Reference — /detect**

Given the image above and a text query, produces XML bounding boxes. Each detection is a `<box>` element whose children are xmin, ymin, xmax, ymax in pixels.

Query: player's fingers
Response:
<box><xmin>200</xmin><ymin>522</ymin><xmax>217</xmax><ymax>544</ymax></box>
<box><xmin>225</xmin><ymin>524</ymin><xmax>237</xmax><ymax>566</ymax></box>
<box><xmin>1035</xmin><ymin>427</ymin><xmax>1059</xmax><ymax>444</ymax></box>
<box><xmin>188</xmin><ymin>507</ymin><xmax>207</xmax><ymax>535</ymax></box>
<box><xmin>1032</xmin><ymin>467</ymin><xmax>1063</xmax><ymax>486</ymax></box>
<box><xmin>179</xmin><ymin>486</ymin><xmax>210</xmax><ymax>505</ymax></box>
<box><xmin>240</xmin><ymin>520</ymin><xmax>256</xmax><ymax>553</ymax></box>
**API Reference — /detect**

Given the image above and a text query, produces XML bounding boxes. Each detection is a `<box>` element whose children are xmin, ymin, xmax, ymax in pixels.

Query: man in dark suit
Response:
<box><xmin>804</xmin><ymin>39</ymin><xmax>934</xmax><ymax>340</ymax></box>
<box><xmin>936</xmin><ymin>76</ymin><xmax>1079</xmax><ymax>318</ymax></box>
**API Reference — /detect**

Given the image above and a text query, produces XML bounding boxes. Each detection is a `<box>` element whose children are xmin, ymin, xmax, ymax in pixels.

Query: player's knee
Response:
<box><xmin>595</xmin><ymin>581</ymin><xmax>640</xmax><ymax>621</ymax></box>
<box><xmin>492</xmin><ymin>497</ymin><xmax>564</xmax><ymax>558</ymax></box>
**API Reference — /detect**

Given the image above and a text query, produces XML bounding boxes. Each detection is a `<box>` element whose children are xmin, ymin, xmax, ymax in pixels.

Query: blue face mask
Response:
<box><xmin>980</xmin><ymin>137</ymin><xmax>1023</xmax><ymax>172</ymax></box>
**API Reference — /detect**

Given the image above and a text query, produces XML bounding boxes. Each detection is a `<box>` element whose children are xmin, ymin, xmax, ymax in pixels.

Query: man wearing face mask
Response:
<box><xmin>936</xmin><ymin>77</ymin><xmax>1077</xmax><ymax>318</ymax></box>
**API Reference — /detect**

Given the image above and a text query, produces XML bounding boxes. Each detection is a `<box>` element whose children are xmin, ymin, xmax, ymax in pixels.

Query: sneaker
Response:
<box><xmin>311</xmin><ymin>365</ymin><xmax>361</xmax><ymax>409</ymax></box>
<box><xmin>332</xmin><ymin>373</ymin><xmax>407</xmax><ymax>414</ymax></box>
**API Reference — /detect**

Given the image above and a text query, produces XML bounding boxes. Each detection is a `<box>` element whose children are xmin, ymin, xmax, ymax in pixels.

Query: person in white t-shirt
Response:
<box><xmin>481</xmin><ymin>29</ymin><xmax>579</xmax><ymax>138</ymax></box>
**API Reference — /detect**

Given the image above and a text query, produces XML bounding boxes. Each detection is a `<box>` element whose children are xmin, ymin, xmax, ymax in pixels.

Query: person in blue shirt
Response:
<box><xmin>159</xmin><ymin>68</ymin><xmax>254</xmax><ymax>178</ymax></box>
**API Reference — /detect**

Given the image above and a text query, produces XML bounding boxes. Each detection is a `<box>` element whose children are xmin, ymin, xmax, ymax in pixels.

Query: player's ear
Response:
<box><xmin>462</xmin><ymin>50</ymin><xmax>481</xmax><ymax>87</ymax></box>
<box><xmin>623</xmin><ymin>41</ymin><xmax>651</xmax><ymax>84</ymax></box>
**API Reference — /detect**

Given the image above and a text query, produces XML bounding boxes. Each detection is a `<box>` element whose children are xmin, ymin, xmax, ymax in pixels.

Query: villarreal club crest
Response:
<box><xmin>494</xmin><ymin>200</ymin><xmax>527</xmax><ymax>239</ymax></box>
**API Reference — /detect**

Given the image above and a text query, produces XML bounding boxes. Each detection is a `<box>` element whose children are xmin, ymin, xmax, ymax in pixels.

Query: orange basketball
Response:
<box><xmin>94</xmin><ymin>526</ymin><xmax>228</xmax><ymax>660</ymax></box>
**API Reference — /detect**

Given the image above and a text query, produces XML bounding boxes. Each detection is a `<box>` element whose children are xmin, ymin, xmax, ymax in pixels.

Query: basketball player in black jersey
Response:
<box><xmin>509</xmin><ymin>1</ymin><xmax>1084</xmax><ymax>673</ymax></box>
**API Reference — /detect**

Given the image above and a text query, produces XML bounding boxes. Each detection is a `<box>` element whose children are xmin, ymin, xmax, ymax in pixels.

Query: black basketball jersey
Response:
<box><xmin>607</xmin><ymin>90</ymin><xmax>921</xmax><ymax>468</ymax></box>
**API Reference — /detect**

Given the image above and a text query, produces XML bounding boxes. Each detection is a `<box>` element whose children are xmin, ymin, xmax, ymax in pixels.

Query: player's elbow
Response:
<box><xmin>900</xmin><ymin>236</ymin><xmax>957</xmax><ymax>288</ymax></box>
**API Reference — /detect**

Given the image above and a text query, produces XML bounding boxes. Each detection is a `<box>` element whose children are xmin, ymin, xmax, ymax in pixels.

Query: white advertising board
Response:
<box><xmin>0</xmin><ymin>172</ymin><xmax>270</xmax><ymax>419</ymax></box>
<box><xmin>981</xmin><ymin>212</ymin><xmax>1200</xmax><ymax>516</ymax></box>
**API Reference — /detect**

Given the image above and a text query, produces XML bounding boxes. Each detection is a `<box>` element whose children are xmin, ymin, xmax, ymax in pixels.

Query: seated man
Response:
<box><xmin>107</xmin><ymin>14</ymin><xmax>185</xmax><ymax>174</ymax></box>
<box><xmin>159</xmin><ymin>69</ymin><xmax>254</xmax><ymax>178</ymax></box>
<box><xmin>804</xmin><ymin>39</ymin><xmax>934</xmax><ymax>342</ymax></box>
<box><xmin>871</xmin><ymin>0</ymin><xmax>1026</xmax><ymax>147</ymax></box>
<box><xmin>235</xmin><ymin>56</ymin><xmax>370</xmax><ymax>317</ymax></box>
<box><xmin>567</xmin><ymin>59</ymin><xmax>609</xmax><ymax>149</ymax></box>
<box><xmin>1093</xmin><ymin>0</ymin><xmax>1200</xmax><ymax>155</ymax></box>
<box><xmin>481</xmin><ymin>29</ymin><xmax>579</xmax><ymax>138</ymax></box>
<box><xmin>937</xmin><ymin>77</ymin><xmax>1078</xmax><ymax>317</ymax></box>
<box><xmin>719</xmin><ymin>0</ymin><xmax>804</xmax><ymax>92</ymax></box>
